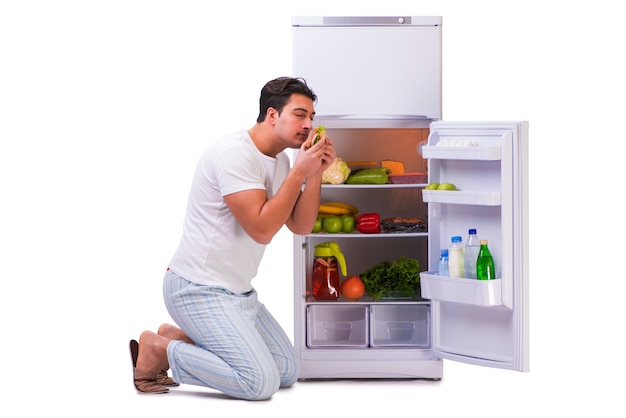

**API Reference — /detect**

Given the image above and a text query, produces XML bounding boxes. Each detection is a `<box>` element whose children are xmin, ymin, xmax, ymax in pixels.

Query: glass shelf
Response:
<box><xmin>322</xmin><ymin>183</ymin><xmax>427</xmax><ymax>189</ymax></box>
<box><xmin>306</xmin><ymin>232</ymin><xmax>428</xmax><ymax>238</ymax></box>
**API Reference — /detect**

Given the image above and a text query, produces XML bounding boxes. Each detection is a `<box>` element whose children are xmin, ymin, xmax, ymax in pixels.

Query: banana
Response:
<box><xmin>319</xmin><ymin>201</ymin><xmax>359</xmax><ymax>215</ymax></box>
<box><xmin>318</xmin><ymin>204</ymin><xmax>352</xmax><ymax>216</ymax></box>
<box><xmin>323</xmin><ymin>201</ymin><xmax>359</xmax><ymax>214</ymax></box>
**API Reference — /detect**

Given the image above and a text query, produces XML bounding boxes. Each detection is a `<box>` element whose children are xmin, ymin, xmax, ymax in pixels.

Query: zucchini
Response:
<box><xmin>345</xmin><ymin>168</ymin><xmax>390</xmax><ymax>184</ymax></box>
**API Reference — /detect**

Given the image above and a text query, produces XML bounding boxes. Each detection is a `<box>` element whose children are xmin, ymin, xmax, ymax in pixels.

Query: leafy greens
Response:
<box><xmin>360</xmin><ymin>257</ymin><xmax>422</xmax><ymax>301</ymax></box>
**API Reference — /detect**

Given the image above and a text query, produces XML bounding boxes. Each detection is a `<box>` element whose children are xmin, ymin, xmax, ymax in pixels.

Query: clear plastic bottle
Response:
<box><xmin>476</xmin><ymin>239</ymin><xmax>496</xmax><ymax>280</ymax></box>
<box><xmin>448</xmin><ymin>236</ymin><xmax>464</xmax><ymax>278</ymax></box>
<box><xmin>464</xmin><ymin>228</ymin><xmax>480</xmax><ymax>279</ymax></box>
<box><xmin>438</xmin><ymin>249</ymin><xmax>449</xmax><ymax>276</ymax></box>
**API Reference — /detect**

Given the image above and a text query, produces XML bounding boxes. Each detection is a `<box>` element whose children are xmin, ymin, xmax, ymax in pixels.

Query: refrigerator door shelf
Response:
<box><xmin>421</xmin><ymin>272</ymin><xmax>509</xmax><ymax>308</ymax></box>
<box><xmin>422</xmin><ymin>145</ymin><xmax>502</xmax><ymax>160</ymax></box>
<box><xmin>422</xmin><ymin>190</ymin><xmax>502</xmax><ymax>206</ymax></box>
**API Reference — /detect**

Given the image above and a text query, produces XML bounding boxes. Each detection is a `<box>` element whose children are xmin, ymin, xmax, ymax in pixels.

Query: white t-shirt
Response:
<box><xmin>168</xmin><ymin>130</ymin><xmax>290</xmax><ymax>294</ymax></box>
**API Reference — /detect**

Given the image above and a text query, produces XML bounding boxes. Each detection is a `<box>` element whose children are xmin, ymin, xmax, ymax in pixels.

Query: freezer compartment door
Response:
<box><xmin>292</xmin><ymin>16</ymin><xmax>441</xmax><ymax>119</ymax></box>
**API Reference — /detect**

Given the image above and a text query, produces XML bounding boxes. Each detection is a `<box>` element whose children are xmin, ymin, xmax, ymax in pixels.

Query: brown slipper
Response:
<box><xmin>156</xmin><ymin>370</ymin><xmax>179</xmax><ymax>387</ymax></box>
<box><xmin>129</xmin><ymin>339</ymin><xmax>169</xmax><ymax>394</ymax></box>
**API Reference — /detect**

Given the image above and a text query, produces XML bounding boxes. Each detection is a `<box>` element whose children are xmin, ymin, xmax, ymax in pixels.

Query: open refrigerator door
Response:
<box><xmin>420</xmin><ymin>121</ymin><xmax>529</xmax><ymax>372</ymax></box>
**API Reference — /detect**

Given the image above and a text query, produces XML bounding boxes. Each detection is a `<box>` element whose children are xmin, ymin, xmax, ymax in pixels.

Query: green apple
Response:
<box><xmin>341</xmin><ymin>214</ymin><xmax>356</xmax><ymax>233</ymax></box>
<box><xmin>312</xmin><ymin>216</ymin><xmax>323</xmax><ymax>233</ymax></box>
<box><xmin>323</xmin><ymin>215</ymin><xmax>343</xmax><ymax>233</ymax></box>
<box><xmin>437</xmin><ymin>182</ymin><xmax>457</xmax><ymax>191</ymax></box>
<box><xmin>425</xmin><ymin>182</ymin><xmax>439</xmax><ymax>190</ymax></box>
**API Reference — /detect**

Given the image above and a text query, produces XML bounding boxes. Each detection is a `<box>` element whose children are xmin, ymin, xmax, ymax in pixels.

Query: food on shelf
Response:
<box><xmin>356</xmin><ymin>212</ymin><xmax>381</xmax><ymax>234</ymax></box>
<box><xmin>346</xmin><ymin>161</ymin><xmax>378</xmax><ymax>173</ymax></box>
<box><xmin>425</xmin><ymin>182</ymin><xmax>457</xmax><ymax>190</ymax></box>
<box><xmin>437</xmin><ymin>182</ymin><xmax>457</xmax><ymax>190</ymax></box>
<box><xmin>322</xmin><ymin>215</ymin><xmax>343</xmax><ymax>233</ymax></box>
<box><xmin>360</xmin><ymin>257</ymin><xmax>422</xmax><ymax>301</ymax></box>
<box><xmin>340</xmin><ymin>214</ymin><xmax>356</xmax><ymax>233</ymax></box>
<box><xmin>321</xmin><ymin>157</ymin><xmax>351</xmax><ymax>184</ymax></box>
<box><xmin>381</xmin><ymin>217</ymin><xmax>427</xmax><ymax>233</ymax></box>
<box><xmin>340</xmin><ymin>276</ymin><xmax>365</xmax><ymax>300</ymax></box>
<box><xmin>311</xmin><ymin>216</ymin><xmax>323</xmax><ymax>233</ymax></box>
<box><xmin>388</xmin><ymin>172</ymin><xmax>428</xmax><ymax>184</ymax></box>
<box><xmin>312</xmin><ymin>202</ymin><xmax>359</xmax><ymax>233</ymax></box>
<box><xmin>436</xmin><ymin>139</ymin><xmax>479</xmax><ymax>147</ymax></box>
<box><xmin>318</xmin><ymin>201</ymin><xmax>359</xmax><ymax>216</ymax></box>
<box><xmin>380</xmin><ymin>159</ymin><xmax>405</xmax><ymax>175</ymax></box>
<box><xmin>345</xmin><ymin>167</ymin><xmax>391</xmax><ymax>184</ymax></box>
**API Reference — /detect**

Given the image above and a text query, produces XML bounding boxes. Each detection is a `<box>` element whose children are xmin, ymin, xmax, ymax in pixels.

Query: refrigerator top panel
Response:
<box><xmin>292</xmin><ymin>16</ymin><xmax>442</xmax><ymax>27</ymax></box>
<box><xmin>292</xmin><ymin>16</ymin><xmax>442</xmax><ymax>120</ymax></box>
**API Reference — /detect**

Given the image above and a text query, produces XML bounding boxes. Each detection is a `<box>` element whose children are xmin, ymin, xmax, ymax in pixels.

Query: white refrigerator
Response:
<box><xmin>291</xmin><ymin>16</ymin><xmax>529</xmax><ymax>379</ymax></box>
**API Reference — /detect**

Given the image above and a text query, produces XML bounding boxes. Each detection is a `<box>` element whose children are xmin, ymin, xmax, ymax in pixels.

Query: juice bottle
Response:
<box><xmin>312</xmin><ymin>242</ymin><xmax>347</xmax><ymax>300</ymax></box>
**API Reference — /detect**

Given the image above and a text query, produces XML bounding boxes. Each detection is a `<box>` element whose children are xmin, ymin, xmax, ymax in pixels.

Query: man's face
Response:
<box><xmin>274</xmin><ymin>93</ymin><xmax>316</xmax><ymax>149</ymax></box>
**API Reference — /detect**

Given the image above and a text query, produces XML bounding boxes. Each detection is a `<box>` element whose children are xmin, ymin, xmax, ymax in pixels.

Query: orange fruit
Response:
<box><xmin>340</xmin><ymin>276</ymin><xmax>365</xmax><ymax>300</ymax></box>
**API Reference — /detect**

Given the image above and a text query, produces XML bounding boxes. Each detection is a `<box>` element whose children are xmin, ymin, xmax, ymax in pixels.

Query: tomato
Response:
<box><xmin>323</xmin><ymin>215</ymin><xmax>343</xmax><ymax>233</ymax></box>
<box><xmin>340</xmin><ymin>276</ymin><xmax>365</xmax><ymax>300</ymax></box>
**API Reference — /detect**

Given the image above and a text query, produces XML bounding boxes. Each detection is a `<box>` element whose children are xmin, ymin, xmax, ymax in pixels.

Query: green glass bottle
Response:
<box><xmin>476</xmin><ymin>240</ymin><xmax>496</xmax><ymax>280</ymax></box>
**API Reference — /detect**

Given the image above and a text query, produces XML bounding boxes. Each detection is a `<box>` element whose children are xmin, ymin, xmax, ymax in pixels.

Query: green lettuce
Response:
<box><xmin>360</xmin><ymin>257</ymin><xmax>421</xmax><ymax>301</ymax></box>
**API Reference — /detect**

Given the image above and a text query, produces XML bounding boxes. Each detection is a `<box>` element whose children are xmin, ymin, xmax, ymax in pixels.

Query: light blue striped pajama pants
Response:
<box><xmin>162</xmin><ymin>269</ymin><xmax>300</xmax><ymax>400</ymax></box>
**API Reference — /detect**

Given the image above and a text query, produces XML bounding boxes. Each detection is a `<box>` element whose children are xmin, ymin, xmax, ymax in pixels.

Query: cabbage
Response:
<box><xmin>322</xmin><ymin>157</ymin><xmax>351</xmax><ymax>184</ymax></box>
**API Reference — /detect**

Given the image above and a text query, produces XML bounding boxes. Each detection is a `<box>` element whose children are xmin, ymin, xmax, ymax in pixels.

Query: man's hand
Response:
<box><xmin>295</xmin><ymin>134</ymin><xmax>336</xmax><ymax>179</ymax></box>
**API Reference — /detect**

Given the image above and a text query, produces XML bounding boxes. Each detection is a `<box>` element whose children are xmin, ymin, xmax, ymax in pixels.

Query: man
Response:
<box><xmin>130</xmin><ymin>77</ymin><xmax>336</xmax><ymax>400</ymax></box>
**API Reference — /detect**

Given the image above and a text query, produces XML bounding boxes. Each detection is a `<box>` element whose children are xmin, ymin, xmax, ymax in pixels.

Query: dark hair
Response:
<box><xmin>256</xmin><ymin>77</ymin><xmax>317</xmax><ymax>123</ymax></box>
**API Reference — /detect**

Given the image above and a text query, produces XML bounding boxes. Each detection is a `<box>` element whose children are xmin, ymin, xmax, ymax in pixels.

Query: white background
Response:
<box><xmin>1</xmin><ymin>0</ymin><xmax>624</xmax><ymax>416</ymax></box>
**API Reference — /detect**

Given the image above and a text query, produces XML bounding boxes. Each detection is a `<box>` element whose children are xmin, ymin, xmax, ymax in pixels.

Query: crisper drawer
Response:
<box><xmin>369</xmin><ymin>304</ymin><xmax>430</xmax><ymax>347</ymax></box>
<box><xmin>306</xmin><ymin>305</ymin><xmax>369</xmax><ymax>348</ymax></box>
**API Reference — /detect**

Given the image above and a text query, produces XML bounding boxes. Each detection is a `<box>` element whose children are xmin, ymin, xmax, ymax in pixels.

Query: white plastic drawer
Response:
<box><xmin>306</xmin><ymin>305</ymin><xmax>369</xmax><ymax>348</ymax></box>
<box><xmin>369</xmin><ymin>304</ymin><xmax>430</xmax><ymax>347</ymax></box>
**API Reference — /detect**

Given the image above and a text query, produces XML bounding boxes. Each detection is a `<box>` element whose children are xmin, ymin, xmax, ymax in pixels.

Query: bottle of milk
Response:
<box><xmin>448</xmin><ymin>236</ymin><xmax>464</xmax><ymax>278</ymax></box>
